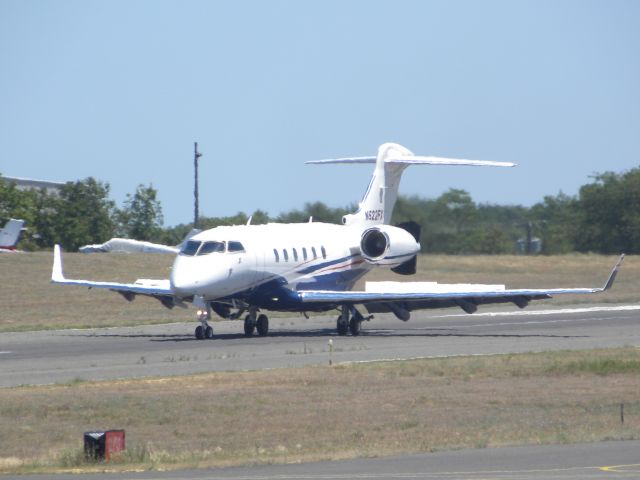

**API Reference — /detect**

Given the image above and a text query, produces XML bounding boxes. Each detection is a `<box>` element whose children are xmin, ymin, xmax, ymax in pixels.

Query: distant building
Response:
<box><xmin>1</xmin><ymin>176</ymin><xmax>65</xmax><ymax>194</ymax></box>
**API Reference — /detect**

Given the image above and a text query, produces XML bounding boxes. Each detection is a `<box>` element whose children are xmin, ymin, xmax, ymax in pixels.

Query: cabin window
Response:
<box><xmin>321</xmin><ymin>246</ymin><xmax>327</xmax><ymax>259</ymax></box>
<box><xmin>292</xmin><ymin>248</ymin><xmax>298</xmax><ymax>262</ymax></box>
<box><xmin>273</xmin><ymin>248</ymin><xmax>279</xmax><ymax>262</ymax></box>
<box><xmin>228</xmin><ymin>241</ymin><xmax>245</xmax><ymax>253</ymax></box>
<box><xmin>311</xmin><ymin>246</ymin><xmax>317</xmax><ymax>259</ymax></box>
<box><xmin>198</xmin><ymin>241</ymin><xmax>225</xmax><ymax>255</ymax></box>
<box><xmin>302</xmin><ymin>247</ymin><xmax>308</xmax><ymax>261</ymax></box>
<box><xmin>180</xmin><ymin>240</ymin><xmax>201</xmax><ymax>256</ymax></box>
<box><xmin>283</xmin><ymin>249</ymin><xmax>289</xmax><ymax>262</ymax></box>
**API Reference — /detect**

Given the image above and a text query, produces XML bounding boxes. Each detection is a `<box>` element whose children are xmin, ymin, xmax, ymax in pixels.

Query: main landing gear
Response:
<box><xmin>336</xmin><ymin>305</ymin><xmax>370</xmax><ymax>336</ymax></box>
<box><xmin>244</xmin><ymin>308</ymin><xmax>269</xmax><ymax>337</ymax></box>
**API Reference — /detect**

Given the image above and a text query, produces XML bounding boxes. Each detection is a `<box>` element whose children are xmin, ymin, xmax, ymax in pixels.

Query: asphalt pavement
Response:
<box><xmin>1</xmin><ymin>304</ymin><xmax>640</xmax><ymax>387</ymax></box>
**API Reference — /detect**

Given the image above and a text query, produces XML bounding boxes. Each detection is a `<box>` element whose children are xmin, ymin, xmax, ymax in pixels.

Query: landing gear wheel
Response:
<box><xmin>256</xmin><ymin>314</ymin><xmax>269</xmax><ymax>336</ymax></box>
<box><xmin>244</xmin><ymin>315</ymin><xmax>256</xmax><ymax>337</ymax></box>
<box><xmin>336</xmin><ymin>316</ymin><xmax>349</xmax><ymax>336</ymax></box>
<box><xmin>205</xmin><ymin>325</ymin><xmax>214</xmax><ymax>339</ymax></box>
<box><xmin>195</xmin><ymin>325</ymin><xmax>204</xmax><ymax>340</ymax></box>
<box><xmin>349</xmin><ymin>317</ymin><xmax>361</xmax><ymax>336</ymax></box>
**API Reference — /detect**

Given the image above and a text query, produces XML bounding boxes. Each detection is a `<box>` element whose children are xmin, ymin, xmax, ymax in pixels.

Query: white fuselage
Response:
<box><xmin>170</xmin><ymin>223</ymin><xmax>373</xmax><ymax>303</ymax></box>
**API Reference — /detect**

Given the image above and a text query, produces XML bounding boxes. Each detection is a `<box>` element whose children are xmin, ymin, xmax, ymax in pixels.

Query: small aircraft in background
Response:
<box><xmin>79</xmin><ymin>238</ymin><xmax>179</xmax><ymax>254</ymax></box>
<box><xmin>0</xmin><ymin>219</ymin><xmax>25</xmax><ymax>253</ymax></box>
<box><xmin>79</xmin><ymin>229</ymin><xmax>200</xmax><ymax>254</ymax></box>
<box><xmin>52</xmin><ymin>143</ymin><xmax>623</xmax><ymax>339</ymax></box>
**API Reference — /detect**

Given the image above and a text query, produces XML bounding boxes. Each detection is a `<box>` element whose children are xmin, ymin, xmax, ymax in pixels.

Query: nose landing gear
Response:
<box><xmin>194</xmin><ymin>307</ymin><xmax>214</xmax><ymax>340</ymax></box>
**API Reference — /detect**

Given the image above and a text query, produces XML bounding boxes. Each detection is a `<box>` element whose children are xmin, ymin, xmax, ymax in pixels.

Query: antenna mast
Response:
<box><xmin>194</xmin><ymin>142</ymin><xmax>202</xmax><ymax>229</ymax></box>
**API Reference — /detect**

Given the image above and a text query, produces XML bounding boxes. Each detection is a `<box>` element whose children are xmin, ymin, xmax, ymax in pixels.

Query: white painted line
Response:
<box><xmin>423</xmin><ymin>315</ymin><xmax>628</xmax><ymax>330</ymax></box>
<box><xmin>434</xmin><ymin>305</ymin><xmax>640</xmax><ymax>319</ymax></box>
<box><xmin>0</xmin><ymin>351</ymin><xmax>13</xmax><ymax>355</ymax></box>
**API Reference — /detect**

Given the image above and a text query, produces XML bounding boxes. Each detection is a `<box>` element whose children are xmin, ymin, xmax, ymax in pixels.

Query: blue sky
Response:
<box><xmin>1</xmin><ymin>0</ymin><xmax>639</xmax><ymax>227</ymax></box>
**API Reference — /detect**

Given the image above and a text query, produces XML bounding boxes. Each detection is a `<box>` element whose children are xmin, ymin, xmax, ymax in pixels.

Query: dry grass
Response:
<box><xmin>1</xmin><ymin>252</ymin><xmax>637</xmax><ymax>332</ymax></box>
<box><xmin>1</xmin><ymin>347</ymin><xmax>640</xmax><ymax>473</ymax></box>
<box><xmin>0</xmin><ymin>251</ymin><xmax>180</xmax><ymax>331</ymax></box>
<box><xmin>360</xmin><ymin>253</ymin><xmax>638</xmax><ymax>305</ymax></box>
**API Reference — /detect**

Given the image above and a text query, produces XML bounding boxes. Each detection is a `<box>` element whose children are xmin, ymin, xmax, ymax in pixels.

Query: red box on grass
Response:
<box><xmin>84</xmin><ymin>430</ymin><xmax>125</xmax><ymax>461</ymax></box>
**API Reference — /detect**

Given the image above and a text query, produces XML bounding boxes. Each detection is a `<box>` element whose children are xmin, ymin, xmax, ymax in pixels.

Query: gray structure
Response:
<box><xmin>1</xmin><ymin>176</ymin><xmax>65</xmax><ymax>194</ymax></box>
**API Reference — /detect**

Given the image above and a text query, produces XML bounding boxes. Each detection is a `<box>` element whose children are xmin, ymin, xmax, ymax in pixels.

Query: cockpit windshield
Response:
<box><xmin>198</xmin><ymin>241</ymin><xmax>225</xmax><ymax>255</ymax></box>
<box><xmin>228</xmin><ymin>241</ymin><xmax>245</xmax><ymax>252</ymax></box>
<box><xmin>179</xmin><ymin>239</ymin><xmax>242</xmax><ymax>256</ymax></box>
<box><xmin>180</xmin><ymin>240</ymin><xmax>201</xmax><ymax>256</ymax></box>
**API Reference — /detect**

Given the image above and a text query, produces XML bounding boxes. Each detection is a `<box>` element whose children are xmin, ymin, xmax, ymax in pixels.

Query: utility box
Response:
<box><xmin>84</xmin><ymin>430</ymin><xmax>125</xmax><ymax>461</ymax></box>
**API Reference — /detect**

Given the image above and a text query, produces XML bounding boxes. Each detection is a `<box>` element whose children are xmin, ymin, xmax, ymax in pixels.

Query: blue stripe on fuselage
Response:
<box><xmin>296</xmin><ymin>253</ymin><xmax>362</xmax><ymax>275</ymax></box>
<box><xmin>295</xmin><ymin>267</ymin><xmax>368</xmax><ymax>292</ymax></box>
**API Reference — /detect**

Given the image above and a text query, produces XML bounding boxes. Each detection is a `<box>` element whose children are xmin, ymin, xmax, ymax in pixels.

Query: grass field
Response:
<box><xmin>0</xmin><ymin>347</ymin><xmax>639</xmax><ymax>474</ymax></box>
<box><xmin>0</xmin><ymin>251</ymin><xmax>637</xmax><ymax>332</ymax></box>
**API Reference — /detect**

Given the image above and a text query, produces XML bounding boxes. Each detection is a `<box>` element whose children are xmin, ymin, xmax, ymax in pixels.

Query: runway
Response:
<box><xmin>1</xmin><ymin>304</ymin><xmax>640</xmax><ymax>387</ymax></box>
<box><xmin>3</xmin><ymin>441</ymin><xmax>640</xmax><ymax>479</ymax></box>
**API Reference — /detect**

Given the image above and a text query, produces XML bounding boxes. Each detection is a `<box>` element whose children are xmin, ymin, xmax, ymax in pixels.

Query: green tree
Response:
<box><xmin>54</xmin><ymin>178</ymin><xmax>116</xmax><ymax>251</ymax></box>
<box><xmin>574</xmin><ymin>169</ymin><xmax>640</xmax><ymax>254</ymax></box>
<box><xmin>117</xmin><ymin>184</ymin><xmax>164</xmax><ymax>241</ymax></box>
<box><xmin>0</xmin><ymin>175</ymin><xmax>34</xmax><ymax>226</ymax></box>
<box><xmin>28</xmin><ymin>188</ymin><xmax>60</xmax><ymax>249</ymax></box>
<box><xmin>529</xmin><ymin>193</ymin><xmax>578</xmax><ymax>254</ymax></box>
<box><xmin>434</xmin><ymin>189</ymin><xmax>477</xmax><ymax>235</ymax></box>
<box><xmin>0</xmin><ymin>175</ymin><xmax>45</xmax><ymax>250</ymax></box>
<box><xmin>277</xmin><ymin>201</ymin><xmax>347</xmax><ymax>224</ymax></box>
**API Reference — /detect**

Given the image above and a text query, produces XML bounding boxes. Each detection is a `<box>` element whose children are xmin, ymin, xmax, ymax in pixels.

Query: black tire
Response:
<box><xmin>244</xmin><ymin>315</ymin><xmax>255</xmax><ymax>337</ymax></box>
<box><xmin>349</xmin><ymin>317</ymin><xmax>361</xmax><ymax>336</ymax></box>
<box><xmin>256</xmin><ymin>314</ymin><xmax>269</xmax><ymax>336</ymax></box>
<box><xmin>337</xmin><ymin>316</ymin><xmax>348</xmax><ymax>336</ymax></box>
<box><xmin>195</xmin><ymin>325</ymin><xmax>204</xmax><ymax>340</ymax></box>
<box><xmin>205</xmin><ymin>326</ymin><xmax>214</xmax><ymax>339</ymax></box>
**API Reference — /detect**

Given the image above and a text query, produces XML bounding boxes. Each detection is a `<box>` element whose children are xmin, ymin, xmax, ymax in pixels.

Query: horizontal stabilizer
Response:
<box><xmin>308</xmin><ymin>143</ymin><xmax>514</xmax><ymax>227</ymax></box>
<box><xmin>307</xmin><ymin>155</ymin><xmax>515</xmax><ymax>168</ymax></box>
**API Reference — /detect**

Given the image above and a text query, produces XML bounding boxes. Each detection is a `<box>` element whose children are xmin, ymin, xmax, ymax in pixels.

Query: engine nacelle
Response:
<box><xmin>360</xmin><ymin>224</ymin><xmax>420</xmax><ymax>267</ymax></box>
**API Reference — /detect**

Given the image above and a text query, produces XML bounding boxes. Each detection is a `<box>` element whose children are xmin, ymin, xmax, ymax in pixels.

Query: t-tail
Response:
<box><xmin>307</xmin><ymin>142</ymin><xmax>515</xmax><ymax>228</ymax></box>
<box><xmin>0</xmin><ymin>218</ymin><xmax>25</xmax><ymax>250</ymax></box>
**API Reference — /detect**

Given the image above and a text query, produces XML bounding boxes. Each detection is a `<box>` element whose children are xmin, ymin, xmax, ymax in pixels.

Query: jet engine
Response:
<box><xmin>360</xmin><ymin>224</ymin><xmax>420</xmax><ymax>268</ymax></box>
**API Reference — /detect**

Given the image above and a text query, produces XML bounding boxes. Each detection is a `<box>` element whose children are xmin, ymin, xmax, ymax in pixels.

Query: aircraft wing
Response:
<box><xmin>51</xmin><ymin>245</ymin><xmax>181</xmax><ymax>308</ymax></box>
<box><xmin>298</xmin><ymin>255</ymin><xmax>624</xmax><ymax>315</ymax></box>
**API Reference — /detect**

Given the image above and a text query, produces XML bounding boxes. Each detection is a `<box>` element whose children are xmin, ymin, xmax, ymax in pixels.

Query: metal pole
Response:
<box><xmin>194</xmin><ymin>142</ymin><xmax>202</xmax><ymax>229</ymax></box>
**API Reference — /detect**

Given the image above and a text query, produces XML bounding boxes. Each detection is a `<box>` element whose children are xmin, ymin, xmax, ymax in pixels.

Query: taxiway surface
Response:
<box><xmin>3</xmin><ymin>440</ymin><xmax>640</xmax><ymax>479</ymax></box>
<box><xmin>1</xmin><ymin>304</ymin><xmax>639</xmax><ymax>387</ymax></box>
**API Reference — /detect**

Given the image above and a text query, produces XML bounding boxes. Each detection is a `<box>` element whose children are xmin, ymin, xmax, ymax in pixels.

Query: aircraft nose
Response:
<box><xmin>170</xmin><ymin>273</ymin><xmax>197</xmax><ymax>296</ymax></box>
<box><xmin>170</xmin><ymin>258</ymin><xmax>202</xmax><ymax>296</ymax></box>
<box><xmin>170</xmin><ymin>255</ymin><xmax>230</xmax><ymax>297</ymax></box>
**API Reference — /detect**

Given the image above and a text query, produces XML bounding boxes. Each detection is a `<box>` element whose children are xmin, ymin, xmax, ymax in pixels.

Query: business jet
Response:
<box><xmin>51</xmin><ymin>143</ymin><xmax>623</xmax><ymax>339</ymax></box>
<box><xmin>0</xmin><ymin>218</ymin><xmax>25</xmax><ymax>253</ymax></box>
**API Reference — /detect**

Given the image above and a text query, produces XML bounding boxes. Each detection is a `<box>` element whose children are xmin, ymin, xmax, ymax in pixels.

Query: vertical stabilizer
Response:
<box><xmin>342</xmin><ymin>143</ymin><xmax>412</xmax><ymax>227</ymax></box>
<box><xmin>0</xmin><ymin>219</ymin><xmax>25</xmax><ymax>249</ymax></box>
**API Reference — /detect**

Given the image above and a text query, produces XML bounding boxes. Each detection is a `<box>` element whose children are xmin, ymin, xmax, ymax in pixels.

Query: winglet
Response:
<box><xmin>52</xmin><ymin>244</ymin><xmax>66</xmax><ymax>283</ymax></box>
<box><xmin>603</xmin><ymin>253</ymin><xmax>625</xmax><ymax>291</ymax></box>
